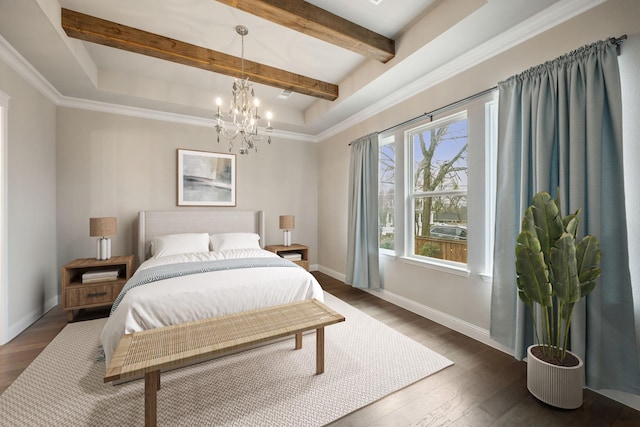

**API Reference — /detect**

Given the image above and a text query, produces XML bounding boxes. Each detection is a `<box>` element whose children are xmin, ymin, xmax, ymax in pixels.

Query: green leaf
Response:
<box><xmin>518</xmin><ymin>289</ymin><xmax>532</xmax><ymax>306</ymax></box>
<box><xmin>563</xmin><ymin>209</ymin><xmax>580</xmax><ymax>238</ymax></box>
<box><xmin>521</xmin><ymin>206</ymin><xmax>536</xmax><ymax>237</ymax></box>
<box><xmin>530</xmin><ymin>192</ymin><xmax>564</xmax><ymax>264</ymax></box>
<box><xmin>550</xmin><ymin>233</ymin><xmax>580</xmax><ymax>305</ymax></box>
<box><xmin>580</xmin><ymin>280</ymin><xmax>597</xmax><ymax>297</ymax></box>
<box><xmin>576</xmin><ymin>235</ymin><xmax>602</xmax><ymax>297</ymax></box>
<box><xmin>517</xmin><ymin>229</ymin><xmax>541</xmax><ymax>252</ymax></box>
<box><xmin>516</xmin><ymin>243</ymin><xmax>552</xmax><ymax>307</ymax></box>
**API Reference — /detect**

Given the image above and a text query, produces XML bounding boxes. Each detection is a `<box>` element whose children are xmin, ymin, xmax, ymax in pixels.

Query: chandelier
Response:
<box><xmin>214</xmin><ymin>25</ymin><xmax>273</xmax><ymax>155</ymax></box>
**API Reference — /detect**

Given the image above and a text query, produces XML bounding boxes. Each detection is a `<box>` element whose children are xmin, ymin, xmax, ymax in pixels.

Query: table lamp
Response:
<box><xmin>279</xmin><ymin>215</ymin><xmax>295</xmax><ymax>247</ymax></box>
<box><xmin>90</xmin><ymin>217</ymin><xmax>117</xmax><ymax>260</ymax></box>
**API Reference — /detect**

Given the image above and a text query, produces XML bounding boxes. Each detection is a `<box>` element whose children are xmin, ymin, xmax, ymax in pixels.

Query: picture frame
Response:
<box><xmin>177</xmin><ymin>149</ymin><xmax>236</xmax><ymax>206</ymax></box>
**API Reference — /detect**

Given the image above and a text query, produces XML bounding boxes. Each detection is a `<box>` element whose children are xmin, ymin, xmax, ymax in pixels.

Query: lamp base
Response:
<box><xmin>96</xmin><ymin>237</ymin><xmax>111</xmax><ymax>260</ymax></box>
<box><xmin>283</xmin><ymin>230</ymin><xmax>292</xmax><ymax>247</ymax></box>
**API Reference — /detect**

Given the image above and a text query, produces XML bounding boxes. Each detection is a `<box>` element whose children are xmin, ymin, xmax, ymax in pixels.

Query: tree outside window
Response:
<box><xmin>409</xmin><ymin>113</ymin><xmax>468</xmax><ymax>263</ymax></box>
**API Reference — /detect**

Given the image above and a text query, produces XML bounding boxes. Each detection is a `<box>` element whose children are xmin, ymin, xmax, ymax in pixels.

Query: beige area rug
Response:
<box><xmin>0</xmin><ymin>293</ymin><xmax>453</xmax><ymax>426</ymax></box>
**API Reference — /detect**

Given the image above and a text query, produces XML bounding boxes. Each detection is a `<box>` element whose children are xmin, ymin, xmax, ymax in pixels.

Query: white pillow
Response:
<box><xmin>151</xmin><ymin>233</ymin><xmax>210</xmax><ymax>258</ymax></box>
<box><xmin>210</xmin><ymin>233</ymin><xmax>261</xmax><ymax>251</ymax></box>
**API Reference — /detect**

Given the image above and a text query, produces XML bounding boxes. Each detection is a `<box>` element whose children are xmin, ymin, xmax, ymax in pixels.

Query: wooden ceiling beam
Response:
<box><xmin>215</xmin><ymin>0</ymin><xmax>395</xmax><ymax>63</ymax></box>
<box><xmin>61</xmin><ymin>8</ymin><xmax>338</xmax><ymax>101</ymax></box>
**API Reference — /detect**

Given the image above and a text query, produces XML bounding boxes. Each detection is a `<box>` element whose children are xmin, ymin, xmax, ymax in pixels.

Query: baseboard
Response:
<box><xmin>592</xmin><ymin>388</ymin><xmax>640</xmax><ymax>411</ymax></box>
<box><xmin>316</xmin><ymin>265</ymin><xmax>510</xmax><ymax>354</ymax></box>
<box><xmin>3</xmin><ymin>295</ymin><xmax>58</xmax><ymax>344</ymax></box>
<box><xmin>365</xmin><ymin>288</ymin><xmax>512</xmax><ymax>355</ymax></box>
<box><xmin>317</xmin><ymin>265</ymin><xmax>346</xmax><ymax>282</ymax></box>
<box><xmin>316</xmin><ymin>265</ymin><xmax>640</xmax><ymax>411</ymax></box>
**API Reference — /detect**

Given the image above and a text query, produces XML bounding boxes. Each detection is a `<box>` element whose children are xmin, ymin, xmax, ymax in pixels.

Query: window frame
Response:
<box><xmin>404</xmin><ymin>111</ymin><xmax>469</xmax><ymax>269</ymax></box>
<box><xmin>378</xmin><ymin>134</ymin><xmax>396</xmax><ymax>256</ymax></box>
<box><xmin>482</xmin><ymin>99</ymin><xmax>498</xmax><ymax>282</ymax></box>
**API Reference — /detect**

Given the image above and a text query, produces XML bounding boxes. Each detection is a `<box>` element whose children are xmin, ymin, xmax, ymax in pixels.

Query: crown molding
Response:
<box><xmin>58</xmin><ymin>96</ymin><xmax>318</xmax><ymax>143</ymax></box>
<box><xmin>0</xmin><ymin>34</ymin><xmax>61</xmax><ymax>104</ymax></box>
<box><xmin>0</xmin><ymin>34</ymin><xmax>317</xmax><ymax>143</ymax></box>
<box><xmin>315</xmin><ymin>0</ymin><xmax>605</xmax><ymax>142</ymax></box>
<box><xmin>1</xmin><ymin>0</ymin><xmax>604</xmax><ymax>145</ymax></box>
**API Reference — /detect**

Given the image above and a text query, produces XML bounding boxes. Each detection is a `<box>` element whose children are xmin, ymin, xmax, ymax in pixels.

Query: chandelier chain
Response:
<box><xmin>239</xmin><ymin>26</ymin><xmax>245</xmax><ymax>79</ymax></box>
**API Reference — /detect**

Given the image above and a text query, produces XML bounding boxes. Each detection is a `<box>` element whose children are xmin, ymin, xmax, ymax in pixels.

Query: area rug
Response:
<box><xmin>0</xmin><ymin>292</ymin><xmax>453</xmax><ymax>426</ymax></box>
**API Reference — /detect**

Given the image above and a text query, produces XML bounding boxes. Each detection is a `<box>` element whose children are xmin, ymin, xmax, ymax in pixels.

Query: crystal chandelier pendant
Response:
<box><xmin>214</xmin><ymin>25</ymin><xmax>274</xmax><ymax>155</ymax></box>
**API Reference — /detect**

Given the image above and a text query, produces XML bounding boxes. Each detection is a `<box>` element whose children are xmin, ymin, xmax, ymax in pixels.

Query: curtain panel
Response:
<box><xmin>490</xmin><ymin>40</ymin><xmax>640</xmax><ymax>393</ymax></box>
<box><xmin>346</xmin><ymin>132</ymin><xmax>381</xmax><ymax>289</ymax></box>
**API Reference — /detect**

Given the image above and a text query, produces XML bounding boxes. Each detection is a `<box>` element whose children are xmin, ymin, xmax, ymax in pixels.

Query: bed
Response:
<box><xmin>100</xmin><ymin>210</ymin><xmax>324</xmax><ymax>367</ymax></box>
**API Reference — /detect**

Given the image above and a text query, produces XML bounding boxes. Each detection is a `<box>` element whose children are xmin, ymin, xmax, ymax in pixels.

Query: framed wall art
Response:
<box><xmin>177</xmin><ymin>149</ymin><xmax>236</xmax><ymax>206</ymax></box>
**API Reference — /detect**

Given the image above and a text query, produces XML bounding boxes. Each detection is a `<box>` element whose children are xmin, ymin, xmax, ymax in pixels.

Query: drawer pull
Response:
<box><xmin>87</xmin><ymin>292</ymin><xmax>108</xmax><ymax>298</ymax></box>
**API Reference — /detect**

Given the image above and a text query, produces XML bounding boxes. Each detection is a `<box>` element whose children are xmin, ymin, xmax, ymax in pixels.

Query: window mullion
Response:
<box><xmin>412</xmin><ymin>189</ymin><xmax>467</xmax><ymax>198</ymax></box>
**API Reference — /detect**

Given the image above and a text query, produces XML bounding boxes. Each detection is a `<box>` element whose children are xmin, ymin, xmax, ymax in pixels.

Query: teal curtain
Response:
<box><xmin>491</xmin><ymin>40</ymin><xmax>640</xmax><ymax>393</ymax></box>
<box><xmin>346</xmin><ymin>132</ymin><xmax>381</xmax><ymax>289</ymax></box>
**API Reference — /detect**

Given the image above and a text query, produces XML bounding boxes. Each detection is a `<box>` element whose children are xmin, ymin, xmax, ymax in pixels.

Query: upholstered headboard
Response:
<box><xmin>137</xmin><ymin>210</ymin><xmax>265</xmax><ymax>262</ymax></box>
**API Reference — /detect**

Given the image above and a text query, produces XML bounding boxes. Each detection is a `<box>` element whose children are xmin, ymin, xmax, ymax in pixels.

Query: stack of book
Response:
<box><xmin>82</xmin><ymin>269</ymin><xmax>119</xmax><ymax>284</ymax></box>
<box><xmin>281</xmin><ymin>252</ymin><xmax>302</xmax><ymax>261</ymax></box>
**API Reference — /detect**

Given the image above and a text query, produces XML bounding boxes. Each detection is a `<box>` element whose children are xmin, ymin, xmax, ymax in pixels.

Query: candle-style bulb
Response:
<box><xmin>266</xmin><ymin>111</ymin><xmax>273</xmax><ymax>128</ymax></box>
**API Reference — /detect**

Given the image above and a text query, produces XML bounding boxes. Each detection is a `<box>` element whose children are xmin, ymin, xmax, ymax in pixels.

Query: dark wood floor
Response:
<box><xmin>1</xmin><ymin>272</ymin><xmax>638</xmax><ymax>426</ymax></box>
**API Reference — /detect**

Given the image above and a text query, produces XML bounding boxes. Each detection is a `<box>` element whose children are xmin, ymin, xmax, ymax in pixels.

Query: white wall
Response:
<box><xmin>56</xmin><ymin>107</ymin><xmax>319</xmax><ymax>268</ymax></box>
<box><xmin>0</xmin><ymin>57</ymin><xmax>57</xmax><ymax>343</ymax></box>
<box><xmin>614</xmin><ymin>31</ymin><xmax>640</xmax><ymax>410</ymax></box>
<box><xmin>621</xmin><ymin>32</ymin><xmax>640</xmax><ymax>358</ymax></box>
<box><xmin>317</xmin><ymin>0</ymin><xmax>640</xmax><ymax>380</ymax></box>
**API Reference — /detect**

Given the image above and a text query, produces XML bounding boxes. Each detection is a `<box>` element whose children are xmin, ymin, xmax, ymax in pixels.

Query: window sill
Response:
<box><xmin>379</xmin><ymin>249</ymin><xmax>396</xmax><ymax>260</ymax></box>
<box><xmin>399</xmin><ymin>256</ymin><xmax>470</xmax><ymax>277</ymax></box>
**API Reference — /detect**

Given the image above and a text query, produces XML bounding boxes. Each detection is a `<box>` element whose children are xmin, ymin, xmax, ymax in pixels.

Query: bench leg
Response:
<box><xmin>145</xmin><ymin>370</ymin><xmax>160</xmax><ymax>427</ymax></box>
<box><xmin>295</xmin><ymin>332</ymin><xmax>302</xmax><ymax>350</ymax></box>
<box><xmin>316</xmin><ymin>327</ymin><xmax>325</xmax><ymax>374</ymax></box>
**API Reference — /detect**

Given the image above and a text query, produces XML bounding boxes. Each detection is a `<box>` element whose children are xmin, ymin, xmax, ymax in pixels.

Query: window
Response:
<box><xmin>378</xmin><ymin>135</ymin><xmax>395</xmax><ymax>251</ymax></box>
<box><xmin>407</xmin><ymin>112</ymin><xmax>468</xmax><ymax>264</ymax></box>
<box><xmin>376</xmin><ymin>90</ymin><xmax>497</xmax><ymax>276</ymax></box>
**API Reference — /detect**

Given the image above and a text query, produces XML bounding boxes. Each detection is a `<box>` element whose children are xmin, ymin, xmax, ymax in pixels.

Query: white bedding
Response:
<box><xmin>100</xmin><ymin>249</ymin><xmax>324</xmax><ymax>366</ymax></box>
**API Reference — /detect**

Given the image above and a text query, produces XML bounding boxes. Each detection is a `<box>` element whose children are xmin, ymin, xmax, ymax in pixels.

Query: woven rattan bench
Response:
<box><xmin>104</xmin><ymin>298</ymin><xmax>345</xmax><ymax>427</ymax></box>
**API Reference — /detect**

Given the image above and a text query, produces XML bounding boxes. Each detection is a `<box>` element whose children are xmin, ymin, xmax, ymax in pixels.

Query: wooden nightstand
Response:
<box><xmin>61</xmin><ymin>255</ymin><xmax>135</xmax><ymax>321</ymax></box>
<box><xmin>265</xmin><ymin>244</ymin><xmax>309</xmax><ymax>271</ymax></box>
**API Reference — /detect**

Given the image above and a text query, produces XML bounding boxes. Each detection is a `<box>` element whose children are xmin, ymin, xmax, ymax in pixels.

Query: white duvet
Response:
<box><xmin>100</xmin><ymin>249</ymin><xmax>324</xmax><ymax>366</ymax></box>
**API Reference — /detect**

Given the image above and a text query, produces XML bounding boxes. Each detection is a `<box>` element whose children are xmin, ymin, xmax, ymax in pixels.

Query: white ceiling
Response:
<box><xmin>0</xmin><ymin>0</ymin><xmax>605</xmax><ymax>140</ymax></box>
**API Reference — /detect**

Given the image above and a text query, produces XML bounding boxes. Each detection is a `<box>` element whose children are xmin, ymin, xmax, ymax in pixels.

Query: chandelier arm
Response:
<box><xmin>215</xmin><ymin>118</ymin><xmax>241</xmax><ymax>140</ymax></box>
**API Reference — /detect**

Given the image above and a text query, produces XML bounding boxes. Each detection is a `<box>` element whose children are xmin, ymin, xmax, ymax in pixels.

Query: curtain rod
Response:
<box><xmin>367</xmin><ymin>34</ymin><xmax>627</xmax><ymax>140</ymax></box>
<box><xmin>378</xmin><ymin>86</ymin><xmax>497</xmax><ymax>135</ymax></box>
<box><xmin>609</xmin><ymin>34</ymin><xmax>627</xmax><ymax>55</ymax></box>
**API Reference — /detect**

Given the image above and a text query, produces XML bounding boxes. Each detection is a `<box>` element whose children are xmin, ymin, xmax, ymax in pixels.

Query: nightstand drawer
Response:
<box><xmin>64</xmin><ymin>281</ymin><xmax>124</xmax><ymax>308</ymax></box>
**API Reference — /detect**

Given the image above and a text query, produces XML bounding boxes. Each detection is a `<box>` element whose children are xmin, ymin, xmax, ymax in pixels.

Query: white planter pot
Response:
<box><xmin>526</xmin><ymin>345</ymin><xmax>584</xmax><ymax>409</ymax></box>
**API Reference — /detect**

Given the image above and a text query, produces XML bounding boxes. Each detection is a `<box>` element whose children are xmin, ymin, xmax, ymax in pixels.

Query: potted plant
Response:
<box><xmin>515</xmin><ymin>191</ymin><xmax>601</xmax><ymax>409</ymax></box>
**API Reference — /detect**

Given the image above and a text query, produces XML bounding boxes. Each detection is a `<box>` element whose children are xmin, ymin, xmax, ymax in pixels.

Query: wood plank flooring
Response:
<box><xmin>1</xmin><ymin>271</ymin><xmax>638</xmax><ymax>426</ymax></box>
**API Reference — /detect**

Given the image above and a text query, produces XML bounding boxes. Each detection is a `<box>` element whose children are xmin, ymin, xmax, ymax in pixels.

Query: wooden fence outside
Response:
<box><xmin>415</xmin><ymin>236</ymin><xmax>467</xmax><ymax>263</ymax></box>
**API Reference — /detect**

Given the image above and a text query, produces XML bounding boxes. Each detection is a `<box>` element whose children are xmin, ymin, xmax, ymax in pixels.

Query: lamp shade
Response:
<box><xmin>279</xmin><ymin>215</ymin><xmax>295</xmax><ymax>230</ymax></box>
<box><xmin>89</xmin><ymin>217</ymin><xmax>117</xmax><ymax>237</ymax></box>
